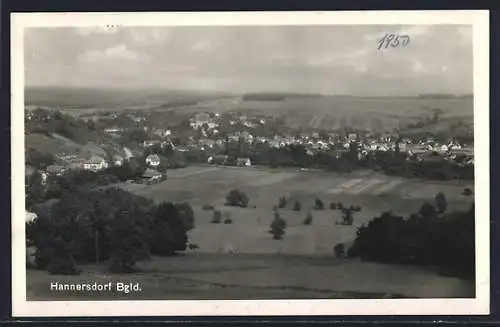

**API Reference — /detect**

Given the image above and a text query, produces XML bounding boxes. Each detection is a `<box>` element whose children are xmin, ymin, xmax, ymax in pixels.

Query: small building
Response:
<box><xmin>83</xmin><ymin>156</ymin><xmax>109</xmax><ymax>172</ymax></box>
<box><xmin>45</xmin><ymin>165</ymin><xmax>66</xmax><ymax>176</ymax></box>
<box><xmin>208</xmin><ymin>154</ymin><xmax>229</xmax><ymax>165</ymax></box>
<box><xmin>142</xmin><ymin>169</ymin><xmax>163</xmax><ymax>183</ymax></box>
<box><xmin>145</xmin><ymin>154</ymin><xmax>161</xmax><ymax>167</ymax></box>
<box><xmin>236</xmin><ymin>157</ymin><xmax>252</xmax><ymax>167</ymax></box>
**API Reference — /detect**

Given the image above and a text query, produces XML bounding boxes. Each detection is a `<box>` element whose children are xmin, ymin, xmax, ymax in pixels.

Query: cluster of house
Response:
<box><xmin>41</xmin><ymin>153</ymin><xmax>124</xmax><ymax>178</ymax></box>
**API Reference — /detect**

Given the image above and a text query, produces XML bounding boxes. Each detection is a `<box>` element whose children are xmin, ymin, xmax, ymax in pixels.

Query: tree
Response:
<box><xmin>278</xmin><ymin>196</ymin><xmax>287</xmax><ymax>209</ymax></box>
<box><xmin>303</xmin><ymin>212</ymin><xmax>313</xmax><ymax>225</ymax></box>
<box><xmin>313</xmin><ymin>197</ymin><xmax>324</xmax><ymax>210</ymax></box>
<box><xmin>419</xmin><ymin>202</ymin><xmax>438</xmax><ymax>219</ymax></box>
<box><xmin>269</xmin><ymin>211</ymin><xmax>286</xmax><ymax>240</ymax></box>
<box><xmin>342</xmin><ymin>209</ymin><xmax>354</xmax><ymax>225</ymax></box>
<box><xmin>334</xmin><ymin>243</ymin><xmax>346</xmax><ymax>258</ymax></box>
<box><xmin>223</xmin><ymin>211</ymin><xmax>233</xmax><ymax>224</ymax></box>
<box><xmin>226</xmin><ymin>189</ymin><xmax>250</xmax><ymax>208</ymax></box>
<box><xmin>109</xmin><ymin>210</ymin><xmax>147</xmax><ymax>273</ymax></box>
<box><xmin>151</xmin><ymin>202</ymin><xmax>188</xmax><ymax>254</ymax></box>
<box><xmin>434</xmin><ymin>192</ymin><xmax>448</xmax><ymax>214</ymax></box>
<box><xmin>26</xmin><ymin>171</ymin><xmax>46</xmax><ymax>209</ymax></box>
<box><xmin>462</xmin><ymin>188</ymin><xmax>474</xmax><ymax>197</ymax></box>
<box><xmin>175</xmin><ymin>202</ymin><xmax>195</xmax><ymax>231</ymax></box>
<box><xmin>292</xmin><ymin>200</ymin><xmax>302</xmax><ymax>211</ymax></box>
<box><xmin>211</xmin><ymin>210</ymin><xmax>222</xmax><ymax>224</ymax></box>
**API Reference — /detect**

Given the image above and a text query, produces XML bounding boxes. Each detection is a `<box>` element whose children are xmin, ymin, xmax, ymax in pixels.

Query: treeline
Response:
<box><xmin>348</xmin><ymin>201</ymin><xmax>475</xmax><ymax>280</ymax></box>
<box><xmin>25</xmin><ymin>159</ymin><xmax>155</xmax><ymax>210</ymax></box>
<box><xmin>26</xmin><ymin>188</ymin><xmax>194</xmax><ymax>274</ymax></box>
<box><xmin>242</xmin><ymin>144</ymin><xmax>473</xmax><ymax>181</ymax></box>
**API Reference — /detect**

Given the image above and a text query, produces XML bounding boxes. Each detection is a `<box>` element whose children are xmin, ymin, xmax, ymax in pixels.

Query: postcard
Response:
<box><xmin>12</xmin><ymin>10</ymin><xmax>490</xmax><ymax>316</ymax></box>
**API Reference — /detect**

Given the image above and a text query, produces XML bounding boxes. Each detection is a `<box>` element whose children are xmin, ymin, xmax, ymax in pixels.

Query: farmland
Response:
<box><xmin>26</xmin><ymin>87</ymin><xmax>473</xmax><ymax>133</ymax></box>
<box><xmin>118</xmin><ymin>165</ymin><xmax>474</xmax><ymax>255</ymax></box>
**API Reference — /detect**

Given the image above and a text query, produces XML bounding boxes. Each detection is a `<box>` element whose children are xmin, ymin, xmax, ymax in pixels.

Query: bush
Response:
<box><xmin>278</xmin><ymin>196</ymin><xmax>287</xmax><ymax>209</ymax></box>
<box><xmin>224</xmin><ymin>218</ymin><xmax>233</xmax><ymax>224</ymax></box>
<box><xmin>292</xmin><ymin>200</ymin><xmax>301</xmax><ymax>211</ymax></box>
<box><xmin>313</xmin><ymin>198</ymin><xmax>324</xmax><ymax>210</ymax></box>
<box><xmin>348</xmin><ymin>204</ymin><xmax>475</xmax><ymax>280</ymax></box>
<box><xmin>334</xmin><ymin>243</ymin><xmax>346</xmax><ymax>258</ymax></box>
<box><xmin>226</xmin><ymin>189</ymin><xmax>250</xmax><ymax>208</ymax></box>
<box><xmin>341</xmin><ymin>209</ymin><xmax>354</xmax><ymax>225</ymax></box>
<box><xmin>434</xmin><ymin>192</ymin><xmax>448</xmax><ymax>214</ymax></box>
<box><xmin>269</xmin><ymin>211</ymin><xmax>286</xmax><ymax>240</ymax></box>
<box><xmin>330</xmin><ymin>202</ymin><xmax>337</xmax><ymax>210</ymax></box>
<box><xmin>202</xmin><ymin>204</ymin><xmax>215</xmax><ymax>210</ymax></box>
<box><xmin>211</xmin><ymin>210</ymin><xmax>222</xmax><ymax>224</ymax></box>
<box><xmin>303</xmin><ymin>212</ymin><xmax>313</xmax><ymax>225</ymax></box>
<box><xmin>462</xmin><ymin>188</ymin><xmax>473</xmax><ymax>196</ymax></box>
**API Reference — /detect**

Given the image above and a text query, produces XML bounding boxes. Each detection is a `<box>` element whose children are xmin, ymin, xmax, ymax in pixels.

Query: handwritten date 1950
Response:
<box><xmin>377</xmin><ymin>34</ymin><xmax>410</xmax><ymax>50</ymax></box>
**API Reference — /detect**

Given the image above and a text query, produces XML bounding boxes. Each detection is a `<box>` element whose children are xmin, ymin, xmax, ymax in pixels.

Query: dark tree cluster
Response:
<box><xmin>26</xmin><ymin>188</ymin><xmax>194</xmax><ymax>274</ymax></box>
<box><xmin>225</xmin><ymin>189</ymin><xmax>250</xmax><ymax>208</ymax></box>
<box><xmin>348</xmin><ymin>198</ymin><xmax>475</xmax><ymax>280</ymax></box>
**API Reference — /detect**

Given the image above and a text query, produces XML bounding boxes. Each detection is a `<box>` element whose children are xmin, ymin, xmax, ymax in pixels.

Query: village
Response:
<box><xmin>26</xmin><ymin>105</ymin><xmax>474</xmax><ymax>188</ymax></box>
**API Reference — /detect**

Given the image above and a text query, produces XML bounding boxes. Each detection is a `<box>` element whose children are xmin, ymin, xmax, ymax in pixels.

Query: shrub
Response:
<box><xmin>303</xmin><ymin>212</ymin><xmax>313</xmax><ymax>225</ymax></box>
<box><xmin>292</xmin><ymin>200</ymin><xmax>301</xmax><ymax>211</ymax></box>
<box><xmin>269</xmin><ymin>211</ymin><xmax>286</xmax><ymax>240</ymax></box>
<box><xmin>202</xmin><ymin>204</ymin><xmax>215</xmax><ymax>210</ymax></box>
<box><xmin>226</xmin><ymin>189</ymin><xmax>250</xmax><ymax>208</ymax></box>
<box><xmin>278</xmin><ymin>196</ymin><xmax>287</xmax><ymax>209</ymax></box>
<box><xmin>334</xmin><ymin>243</ymin><xmax>346</xmax><ymax>258</ymax></box>
<box><xmin>341</xmin><ymin>209</ymin><xmax>354</xmax><ymax>225</ymax></box>
<box><xmin>313</xmin><ymin>198</ymin><xmax>324</xmax><ymax>210</ymax></box>
<box><xmin>211</xmin><ymin>210</ymin><xmax>222</xmax><ymax>224</ymax></box>
<box><xmin>462</xmin><ymin>188</ymin><xmax>473</xmax><ymax>196</ymax></box>
<box><xmin>434</xmin><ymin>192</ymin><xmax>448</xmax><ymax>214</ymax></box>
<box><xmin>224</xmin><ymin>218</ymin><xmax>233</xmax><ymax>224</ymax></box>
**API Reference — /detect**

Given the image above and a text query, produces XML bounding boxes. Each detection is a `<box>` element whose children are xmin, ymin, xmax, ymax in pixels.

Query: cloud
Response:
<box><xmin>25</xmin><ymin>25</ymin><xmax>473</xmax><ymax>95</ymax></box>
<box><xmin>76</xmin><ymin>26</ymin><xmax>120</xmax><ymax>36</ymax></box>
<box><xmin>79</xmin><ymin>44</ymin><xmax>144</xmax><ymax>63</ymax></box>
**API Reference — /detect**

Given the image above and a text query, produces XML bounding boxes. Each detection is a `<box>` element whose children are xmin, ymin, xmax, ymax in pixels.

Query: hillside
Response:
<box><xmin>25</xmin><ymin>109</ymin><xmax>125</xmax><ymax>167</ymax></box>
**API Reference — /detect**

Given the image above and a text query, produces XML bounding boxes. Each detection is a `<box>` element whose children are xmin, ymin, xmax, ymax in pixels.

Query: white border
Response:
<box><xmin>11</xmin><ymin>10</ymin><xmax>490</xmax><ymax>317</ymax></box>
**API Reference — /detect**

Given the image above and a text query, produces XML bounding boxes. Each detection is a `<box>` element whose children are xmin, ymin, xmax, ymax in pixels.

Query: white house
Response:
<box><xmin>83</xmin><ymin>156</ymin><xmax>109</xmax><ymax>172</ymax></box>
<box><xmin>145</xmin><ymin>154</ymin><xmax>161</xmax><ymax>167</ymax></box>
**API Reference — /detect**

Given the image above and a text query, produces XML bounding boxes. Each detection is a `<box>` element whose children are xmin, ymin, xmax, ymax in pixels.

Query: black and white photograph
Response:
<box><xmin>11</xmin><ymin>11</ymin><xmax>490</xmax><ymax>316</ymax></box>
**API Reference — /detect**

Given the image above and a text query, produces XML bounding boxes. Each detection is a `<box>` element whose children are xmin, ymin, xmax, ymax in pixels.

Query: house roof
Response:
<box><xmin>146</xmin><ymin>154</ymin><xmax>160</xmax><ymax>161</ymax></box>
<box><xmin>46</xmin><ymin>165</ymin><xmax>65</xmax><ymax>173</ymax></box>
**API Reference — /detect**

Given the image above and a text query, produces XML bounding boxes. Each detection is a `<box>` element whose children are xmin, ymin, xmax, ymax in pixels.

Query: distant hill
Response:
<box><xmin>242</xmin><ymin>92</ymin><xmax>323</xmax><ymax>101</ymax></box>
<box><xmin>25</xmin><ymin>86</ymin><xmax>233</xmax><ymax>110</ymax></box>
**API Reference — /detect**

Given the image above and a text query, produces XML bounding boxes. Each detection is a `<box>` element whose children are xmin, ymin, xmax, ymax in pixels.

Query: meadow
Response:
<box><xmin>118</xmin><ymin>165</ymin><xmax>474</xmax><ymax>255</ymax></box>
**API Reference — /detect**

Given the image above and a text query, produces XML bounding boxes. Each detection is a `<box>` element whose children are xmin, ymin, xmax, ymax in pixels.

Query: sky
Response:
<box><xmin>24</xmin><ymin>25</ymin><xmax>473</xmax><ymax>96</ymax></box>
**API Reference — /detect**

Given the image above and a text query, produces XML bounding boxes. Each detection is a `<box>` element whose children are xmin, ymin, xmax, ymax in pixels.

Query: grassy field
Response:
<box><xmin>117</xmin><ymin>166</ymin><xmax>474</xmax><ymax>255</ymax></box>
<box><xmin>27</xmin><ymin>254</ymin><xmax>474</xmax><ymax>300</ymax></box>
